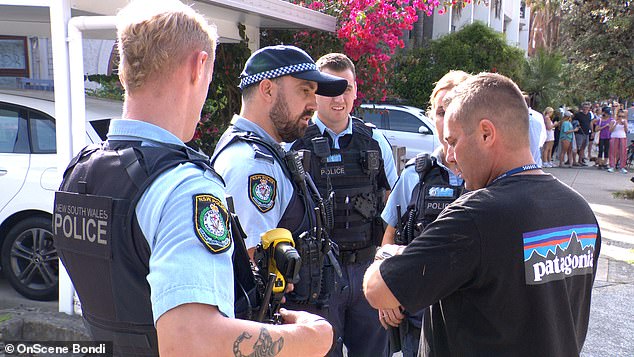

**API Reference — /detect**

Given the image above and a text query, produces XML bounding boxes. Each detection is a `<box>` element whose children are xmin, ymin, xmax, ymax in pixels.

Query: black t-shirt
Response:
<box><xmin>573</xmin><ymin>111</ymin><xmax>592</xmax><ymax>134</ymax></box>
<box><xmin>380</xmin><ymin>174</ymin><xmax>601</xmax><ymax>357</ymax></box>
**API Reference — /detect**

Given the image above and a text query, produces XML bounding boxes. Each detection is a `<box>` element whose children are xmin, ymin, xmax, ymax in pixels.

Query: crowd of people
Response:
<box><xmin>50</xmin><ymin>1</ymin><xmax>603</xmax><ymax>356</ymax></box>
<box><xmin>540</xmin><ymin>100</ymin><xmax>632</xmax><ymax>173</ymax></box>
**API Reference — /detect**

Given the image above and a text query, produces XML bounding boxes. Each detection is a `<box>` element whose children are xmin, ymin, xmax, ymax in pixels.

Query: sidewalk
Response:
<box><xmin>544</xmin><ymin>165</ymin><xmax>634</xmax><ymax>357</ymax></box>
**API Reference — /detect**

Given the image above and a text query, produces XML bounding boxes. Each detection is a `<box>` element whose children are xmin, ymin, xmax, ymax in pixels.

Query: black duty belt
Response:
<box><xmin>338</xmin><ymin>246</ymin><xmax>376</xmax><ymax>265</ymax></box>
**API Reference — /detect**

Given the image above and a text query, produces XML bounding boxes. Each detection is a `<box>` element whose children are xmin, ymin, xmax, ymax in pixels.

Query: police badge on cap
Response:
<box><xmin>239</xmin><ymin>45</ymin><xmax>348</xmax><ymax>97</ymax></box>
<box><xmin>194</xmin><ymin>194</ymin><xmax>231</xmax><ymax>254</ymax></box>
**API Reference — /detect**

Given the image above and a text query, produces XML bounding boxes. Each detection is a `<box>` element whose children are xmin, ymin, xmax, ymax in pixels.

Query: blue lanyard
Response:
<box><xmin>490</xmin><ymin>164</ymin><xmax>540</xmax><ymax>185</ymax></box>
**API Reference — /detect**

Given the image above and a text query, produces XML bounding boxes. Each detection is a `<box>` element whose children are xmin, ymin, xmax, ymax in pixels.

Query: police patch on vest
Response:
<box><xmin>523</xmin><ymin>224</ymin><xmax>597</xmax><ymax>285</ymax></box>
<box><xmin>427</xmin><ymin>186</ymin><xmax>455</xmax><ymax>198</ymax></box>
<box><xmin>249</xmin><ymin>174</ymin><xmax>277</xmax><ymax>213</ymax></box>
<box><xmin>194</xmin><ymin>194</ymin><xmax>231</xmax><ymax>254</ymax></box>
<box><xmin>320</xmin><ymin>164</ymin><xmax>346</xmax><ymax>176</ymax></box>
<box><xmin>53</xmin><ymin>191</ymin><xmax>112</xmax><ymax>259</ymax></box>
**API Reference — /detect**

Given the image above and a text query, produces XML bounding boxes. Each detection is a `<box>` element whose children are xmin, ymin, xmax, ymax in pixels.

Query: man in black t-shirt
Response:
<box><xmin>573</xmin><ymin>102</ymin><xmax>593</xmax><ymax>165</ymax></box>
<box><xmin>363</xmin><ymin>73</ymin><xmax>601</xmax><ymax>357</ymax></box>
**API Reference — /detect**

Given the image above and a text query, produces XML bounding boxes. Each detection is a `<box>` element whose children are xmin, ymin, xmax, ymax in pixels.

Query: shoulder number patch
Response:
<box><xmin>194</xmin><ymin>194</ymin><xmax>231</xmax><ymax>254</ymax></box>
<box><xmin>249</xmin><ymin>174</ymin><xmax>277</xmax><ymax>213</ymax></box>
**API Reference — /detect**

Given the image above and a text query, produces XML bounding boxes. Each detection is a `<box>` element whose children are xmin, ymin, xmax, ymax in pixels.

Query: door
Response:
<box><xmin>385</xmin><ymin>109</ymin><xmax>437</xmax><ymax>159</ymax></box>
<box><xmin>0</xmin><ymin>105</ymin><xmax>30</xmax><ymax>212</ymax></box>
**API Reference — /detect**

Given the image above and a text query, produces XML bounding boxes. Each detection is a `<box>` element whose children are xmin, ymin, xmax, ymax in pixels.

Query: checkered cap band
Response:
<box><xmin>239</xmin><ymin>62</ymin><xmax>316</xmax><ymax>89</ymax></box>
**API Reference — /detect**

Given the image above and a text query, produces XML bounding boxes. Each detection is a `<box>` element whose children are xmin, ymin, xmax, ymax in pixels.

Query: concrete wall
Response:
<box><xmin>430</xmin><ymin>0</ymin><xmax>529</xmax><ymax>54</ymax></box>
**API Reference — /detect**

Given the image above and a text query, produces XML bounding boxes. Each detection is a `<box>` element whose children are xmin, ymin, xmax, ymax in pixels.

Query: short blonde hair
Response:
<box><xmin>428</xmin><ymin>70</ymin><xmax>471</xmax><ymax>116</ymax></box>
<box><xmin>117</xmin><ymin>0</ymin><xmax>218</xmax><ymax>92</ymax></box>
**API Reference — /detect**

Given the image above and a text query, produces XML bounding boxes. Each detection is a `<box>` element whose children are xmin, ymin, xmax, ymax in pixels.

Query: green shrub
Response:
<box><xmin>391</xmin><ymin>22</ymin><xmax>527</xmax><ymax>108</ymax></box>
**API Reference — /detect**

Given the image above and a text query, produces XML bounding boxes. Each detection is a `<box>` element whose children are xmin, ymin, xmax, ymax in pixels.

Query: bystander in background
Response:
<box><xmin>608</xmin><ymin>109</ymin><xmax>629</xmax><ymax>173</ymax></box>
<box><xmin>541</xmin><ymin>107</ymin><xmax>557</xmax><ymax>167</ymax></box>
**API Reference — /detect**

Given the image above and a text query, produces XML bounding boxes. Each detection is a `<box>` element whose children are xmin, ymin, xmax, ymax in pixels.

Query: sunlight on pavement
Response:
<box><xmin>600</xmin><ymin>244</ymin><xmax>634</xmax><ymax>264</ymax></box>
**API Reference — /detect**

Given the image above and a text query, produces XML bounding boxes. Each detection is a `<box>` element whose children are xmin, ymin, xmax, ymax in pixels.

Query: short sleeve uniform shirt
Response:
<box><xmin>213</xmin><ymin>116</ymin><xmax>296</xmax><ymax>249</ymax></box>
<box><xmin>108</xmin><ymin>119</ymin><xmax>235</xmax><ymax>323</ymax></box>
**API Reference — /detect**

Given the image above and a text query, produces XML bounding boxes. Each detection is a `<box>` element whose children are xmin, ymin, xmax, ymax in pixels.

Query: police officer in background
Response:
<box><xmin>53</xmin><ymin>2</ymin><xmax>333</xmax><ymax>356</ymax></box>
<box><xmin>212</xmin><ymin>46</ymin><xmax>347</xmax><ymax>311</ymax></box>
<box><xmin>290</xmin><ymin>53</ymin><xmax>397</xmax><ymax>357</ymax></box>
<box><xmin>378</xmin><ymin>71</ymin><xmax>470</xmax><ymax>356</ymax></box>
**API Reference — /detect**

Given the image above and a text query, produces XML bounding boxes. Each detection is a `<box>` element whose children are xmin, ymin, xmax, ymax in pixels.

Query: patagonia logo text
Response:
<box><xmin>523</xmin><ymin>224</ymin><xmax>597</xmax><ymax>285</ymax></box>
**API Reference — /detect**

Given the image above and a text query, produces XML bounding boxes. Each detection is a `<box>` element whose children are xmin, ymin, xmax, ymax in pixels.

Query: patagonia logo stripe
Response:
<box><xmin>523</xmin><ymin>224</ymin><xmax>598</xmax><ymax>285</ymax></box>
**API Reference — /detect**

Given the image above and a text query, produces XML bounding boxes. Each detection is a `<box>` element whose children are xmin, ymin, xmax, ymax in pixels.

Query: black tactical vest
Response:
<box><xmin>53</xmin><ymin>140</ymin><xmax>256</xmax><ymax>356</ymax></box>
<box><xmin>212</xmin><ymin>128</ymin><xmax>334</xmax><ymax>305</ymax></box>
<box><xmin>397</xmin><ymin>153</ymin><xmax>464</xmax><ymax>245</ymax></box>
<box><xmin>291</xmin><ymin>118</ymin><xmax>385</xmax><ymax>251</ymax></box>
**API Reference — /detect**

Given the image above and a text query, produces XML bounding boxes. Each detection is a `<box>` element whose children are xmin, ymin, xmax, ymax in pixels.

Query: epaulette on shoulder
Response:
<box><xmin>351</xmin><ymin>117</ymin><xmax>374</xmax><ymax>138</ymax></box>
<box><xmin>404</xmin><ymin>156</ymin><xmax>417</xmax><ymax>168</ymax></box>
<box><xmin>251</xmin><ymin>142</ymin><xmax>274</xmax><ymax>164</ymax></box>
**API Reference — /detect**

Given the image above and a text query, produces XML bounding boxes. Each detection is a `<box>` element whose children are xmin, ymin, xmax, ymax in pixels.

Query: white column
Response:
<box><xmin>50</xmin><ymin>0</ymin><xmax>75</xmax><ymax>315</ymax></box>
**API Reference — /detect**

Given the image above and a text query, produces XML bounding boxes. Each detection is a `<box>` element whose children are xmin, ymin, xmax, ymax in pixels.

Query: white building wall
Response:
<box><xmin>431</xmin><ymin>0</ymin><xmax>528</xmax><ymax>54</ymax></box>
<box><xmin>519</xmin><ymin>4</ymin><xmax>530</xmax><ymax>54</ymax></box>
<box><xmin>473</xmin><ymin>2</ymin><xmax>489</xmax><ymax>25</ymax></box>
<box><xmin>432</xmin><ymin>6</ymin><xmax>452</xmax><ymax>39</ymax></box>
<box><xmin>489</xmin><ymin>2</ymin><xmax>504</xmax><ymax>33</ymax></box>
<box><xmin>82</xmin><ymin>39</ymin><xmax>115</xmax><ymax>75</ymax></box>
<box><xmin>452</xmin><ymin>4</ymin><xmax>472</xmax><ymax>32</ymax></box>
<box><xmin>504</xmin><ymin>0</ymin><xmax>520</xmax><ymax>46</ymax></box>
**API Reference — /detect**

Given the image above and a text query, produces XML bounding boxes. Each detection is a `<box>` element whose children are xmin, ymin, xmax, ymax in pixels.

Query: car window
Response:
<box><xmin>0</xmin><ymin>107</ymin><xmax>29</xmax><ymax>153</ymax></box>
<box><xmin>357</xmin><ymin>110</ymin><xmax>385</xmax><ymax>129</ymax></box>
<box><xmin>387</xmin><ymin>110</ymin><xmax>422</xmax><ymax>133</ymax></box>
<box><xmin>0</xmin><ymin>108</ymin><xmax>19</xmax><ymax>153</ymax></box>
<box><xmin>29</xmin><ymin>111</ymin><xmax>56</xmax><ymax>153</ymax></box>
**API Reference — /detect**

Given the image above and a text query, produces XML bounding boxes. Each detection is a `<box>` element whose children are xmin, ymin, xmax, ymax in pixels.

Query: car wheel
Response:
<box><xmin>1</xmin><ymin>216</ymin><xmax>58</xmax><ymax>301</ymax></box>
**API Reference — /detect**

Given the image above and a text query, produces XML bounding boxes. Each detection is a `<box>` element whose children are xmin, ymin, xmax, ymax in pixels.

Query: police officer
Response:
<box><xmin>52</xmin><ymin>2</ymin><xmax>333</xmax><ymax>356</ymax></box>
<box><xmin>290</xmin><ymin>53</ymin><xmax>397</xmax><ymax>357</ymax></box>
<box><xmin>379</xmin><ymin>71</ymin><xmax>470</xmax><ymax>356</ymax></box>
<box><xmin>211</xmin><ymin>46</ymin><xmax>348</xmax><ymax>311</ymax></box>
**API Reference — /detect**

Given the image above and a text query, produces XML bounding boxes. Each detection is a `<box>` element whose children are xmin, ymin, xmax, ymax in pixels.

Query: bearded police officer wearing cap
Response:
<box><xmin>52</xmin><ymin>3</ymin><xmax>335</xmax><ymax>356</ymax></box>
<box><xmin>212</xmin><ymin>46</ymin><xmax>347</xmax><ymax>314</ymax></box>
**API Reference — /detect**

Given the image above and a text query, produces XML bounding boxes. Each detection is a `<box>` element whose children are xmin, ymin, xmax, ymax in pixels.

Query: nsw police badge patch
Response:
<box><xmin>249</xmin><ymin>174</ymin><xmax>276</xmax><ymax>213</ymax></box>
<box><xmin>194</xmin><ymin>194</ymin><xmax>231</xmax><ymax>254</ymax></box>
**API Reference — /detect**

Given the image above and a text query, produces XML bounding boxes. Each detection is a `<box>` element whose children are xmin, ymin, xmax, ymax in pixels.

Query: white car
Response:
<box><xmin>356</xmin><ymin>103</ymin><xmax>440</xmax><ymax>161</ymax></box>
<box><xmin>0</xmin><ymin>89</ymin><xmax>121</xmax><ymax>300</ymax></box>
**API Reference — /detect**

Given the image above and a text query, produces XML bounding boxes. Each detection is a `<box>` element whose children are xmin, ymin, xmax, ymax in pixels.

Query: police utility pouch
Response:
<box><xmin>353</xmin><ymin>192</ymin><xmax>377</xmax><ymax>220</ymax></box>
<box><xmin>290</xmin><ymin>232</ymin><xmax>323</xmax><ymax>303</ymax></box>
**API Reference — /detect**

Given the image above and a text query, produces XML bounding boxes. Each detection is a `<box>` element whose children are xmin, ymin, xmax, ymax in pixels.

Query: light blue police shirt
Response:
<box><xmin>381</xmin><ymin>149</ymin><xmax>463</xmax><ymax>227</ymax></box>
<box><xmin>212</xmin><ymin>115</ymin><xmax>295</xmax><ymax>249</ymax></box>
<box><xmin>312</xmin><ymin>115</ymin><xmax>398</xmax><ymax>189</ymax></box>
<box><xmin>107</xmin><ymin>119</ymin><xmax>234</xmax><ymax>323</ymax></box>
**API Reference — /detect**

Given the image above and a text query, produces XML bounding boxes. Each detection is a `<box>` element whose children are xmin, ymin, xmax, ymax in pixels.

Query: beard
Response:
<box><xmin>270</xmin><ymin>92</ymin><xmax>314</xmax><ymax>142</ymax></box>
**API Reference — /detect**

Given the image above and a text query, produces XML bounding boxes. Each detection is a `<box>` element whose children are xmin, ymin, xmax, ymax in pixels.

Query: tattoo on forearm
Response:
<box><xmin>233</xmin><ymin>328</ymin><xmax>284</xmax><ymax>357</ymax></box>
